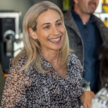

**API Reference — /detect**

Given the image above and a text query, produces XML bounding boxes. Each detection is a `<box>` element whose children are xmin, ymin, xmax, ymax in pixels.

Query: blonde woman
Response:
<box><xmin>1</xmin><ymin>1</ymin><xmax>94</xmax><ymax>108</ymax></box>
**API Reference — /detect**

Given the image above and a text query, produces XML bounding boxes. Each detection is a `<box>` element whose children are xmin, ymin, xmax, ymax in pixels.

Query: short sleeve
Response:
<box><xmin>68</xmin><ymin>53</ymin><xmax>90</xmax><ymax>92</ymax></box>
<box><xmin>70</xmin><ymin>53</ymin><xmax>90</xmax><ymax>90</ymax></box>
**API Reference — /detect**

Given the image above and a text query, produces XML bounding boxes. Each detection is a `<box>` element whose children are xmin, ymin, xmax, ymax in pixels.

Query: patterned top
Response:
<box><xmin>92</xmin><ymin>88</ymin><xmax>108</xmax><ymax>108</ymax></box>
<box><xmin>1</xmin><ymin>52</ymin><xmax>84</xmax><ymax>108</ymax></box>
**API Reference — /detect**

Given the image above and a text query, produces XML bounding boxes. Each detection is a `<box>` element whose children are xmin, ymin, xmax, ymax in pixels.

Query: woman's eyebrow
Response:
<box><xmin>41</xmin><ymin>23</ymin><xmax>50</xmax><ymax>27</ymax></box>
<box><xmin>56</xmin><ymin>19</ymin><xmax>61</xmax><ymax>22</ymax></box>
<box><xmin>41</xmin><ymin>19</ymin><xmax>61</xmax><ymax>27</ymax></box>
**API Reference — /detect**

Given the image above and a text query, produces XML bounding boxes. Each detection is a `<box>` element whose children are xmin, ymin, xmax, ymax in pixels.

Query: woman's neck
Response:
<box><xmin>41</xmin><ymin>49</ymin><xmax>59</xmax><ymax>64</ymax></box>
<box><xmin>41</xmin><ymin>48</ymin><xmax>67</xmax><ymax>79</ymax></box>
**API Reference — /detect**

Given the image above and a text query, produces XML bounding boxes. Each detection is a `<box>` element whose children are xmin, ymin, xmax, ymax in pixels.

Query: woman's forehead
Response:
<box><xmin>36</xmin><ymin>9</ymin><xmax>61</xmax><ymax>25</ymax></box>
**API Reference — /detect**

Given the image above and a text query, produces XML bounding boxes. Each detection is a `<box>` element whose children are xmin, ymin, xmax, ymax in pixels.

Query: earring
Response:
<box><xmin>32</xmin><ymin>33</ymin><xmax>34</xmax><ymax>35</ymax></box>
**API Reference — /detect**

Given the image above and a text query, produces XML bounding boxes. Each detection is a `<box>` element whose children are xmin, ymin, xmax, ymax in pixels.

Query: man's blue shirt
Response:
<box><xmin>72</xmin><ymin>10</ymin><xmax>102</xmax><ymax>93</ymax></box>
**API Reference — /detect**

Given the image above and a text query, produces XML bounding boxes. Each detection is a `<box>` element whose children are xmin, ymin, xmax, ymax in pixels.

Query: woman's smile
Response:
<box><xmin>48</xmin><ymin>36</ymin><xmax>61</xmax><ymax>43</ymax></box>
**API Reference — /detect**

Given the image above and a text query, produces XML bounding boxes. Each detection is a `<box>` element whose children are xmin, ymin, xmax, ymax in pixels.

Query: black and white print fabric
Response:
<box><xmin>1</xmin><ymin>52</ymin><xmax>84</xmax><ymax>108</ymax></box>
<box><xmin>92</xmin><ymin>88</ymin><xmax>108</xmax><ymax>108</ymax></box>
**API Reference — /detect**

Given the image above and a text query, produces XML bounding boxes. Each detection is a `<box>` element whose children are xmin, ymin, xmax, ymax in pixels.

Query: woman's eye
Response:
<box><xmin>57</xmin><ymin>23</ymin><xmax>62</xmax><ymax>26</ymax></box>
<box><xmin>44</xmin><ymin>26</ymin><xmax>50</xmax><ymax>29</ymax></box>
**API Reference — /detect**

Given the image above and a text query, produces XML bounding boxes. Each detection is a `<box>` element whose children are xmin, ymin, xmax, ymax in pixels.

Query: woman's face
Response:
<box><xmin>35</xmin><ymin>9</ymin><xmax>65</xmax><ymax>52</ymax></box>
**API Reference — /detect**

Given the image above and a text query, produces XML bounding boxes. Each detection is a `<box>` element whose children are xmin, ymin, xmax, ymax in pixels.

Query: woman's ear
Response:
<box><xmin>28</xmin><ymin>28</ymin><xmax>38</xmax><ymax>40</ymax></box>
<box><xmin>74</xmin><ymin>0</ymin><xmax>78</xmax><ymax>4</ymax></box>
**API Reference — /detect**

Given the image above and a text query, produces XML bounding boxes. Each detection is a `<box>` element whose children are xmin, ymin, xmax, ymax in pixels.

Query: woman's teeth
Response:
<box><xmin>49</xmin><ymin>37</ymin><xmax>60</xmax><ymax>42</ymax></box>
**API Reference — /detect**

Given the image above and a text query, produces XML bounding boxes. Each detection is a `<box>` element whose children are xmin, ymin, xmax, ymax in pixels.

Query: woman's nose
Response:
<box><xmin>52</xmin><ymin>26</ymin><xmax>59</xmax><ymax>35</ymax></box>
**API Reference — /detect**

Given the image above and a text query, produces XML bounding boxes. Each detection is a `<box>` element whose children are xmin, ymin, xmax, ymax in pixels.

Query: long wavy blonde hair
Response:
<box><xmin>13</xmin><ymin>1</ymin><xmax>70</xmax><ymax>73</ymax></box>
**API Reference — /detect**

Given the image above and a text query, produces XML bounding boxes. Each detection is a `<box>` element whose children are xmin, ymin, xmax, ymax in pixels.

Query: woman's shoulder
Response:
<box><xmin>68</xmin><ymin>51</ymin><xmax>83</xmax><ymax>67</ymax></box>
<box><xmin>68</xmin><ymin>51</ymin><xmax>77</xmax><ymax>58</ymax></box>
<box><xmin>10</xmin><ymin>55</ymin><xmax>27</xmax><ymax>70</ymax></box>
<box><xmin>68</xmin><ymin>51</ymin><xmax>78</xmax><ymax>63</ymax></box>
<box><xmin>68</xmin><ymin>51</ymin><xmax>84</xmax><ymax>74</ymax></box>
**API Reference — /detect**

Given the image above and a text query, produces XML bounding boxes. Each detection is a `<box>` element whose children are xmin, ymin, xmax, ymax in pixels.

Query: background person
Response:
<box><xmin>92</xmin><ymin>41</ymin><xmax>108</xmax><ymax>108</ymax></box>
<box><xmin>1</xmin><ymin>1</ymin><xmax>94</xmax><ymax>108</ymax></box>
<box><xmin>64</xmin><ymin>0</ymin><xmax>108</xmax><ymax>93</ymax></box>
<box><xmin>0</xmin><ymin>64</ymin><xmax>5</xmax><ymax>106</ymax></box>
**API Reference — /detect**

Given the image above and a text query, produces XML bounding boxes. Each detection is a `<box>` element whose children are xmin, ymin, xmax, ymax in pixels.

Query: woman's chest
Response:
<box><xmin>25</xmin><ymin>71</ymin><xmax>80</xmax><ymax>108</ymax></box>
<box><xmin>25</xmin><ymin>74</ymin><xmax>74</xmax><ymax>108</ymax></box>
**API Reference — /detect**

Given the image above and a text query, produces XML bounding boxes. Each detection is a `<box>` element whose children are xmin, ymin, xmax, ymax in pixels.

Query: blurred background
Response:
<box><xmin>0</xmin><ymin>0</ymin><xmax>107</xmax><ymax>76</ymax></box>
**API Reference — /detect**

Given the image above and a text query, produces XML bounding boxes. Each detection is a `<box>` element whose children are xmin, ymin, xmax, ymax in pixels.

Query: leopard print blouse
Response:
<box><xmin>1</xmin><ymin>52</ymin><xmax>84</xmax><ymax>108</ymax></box>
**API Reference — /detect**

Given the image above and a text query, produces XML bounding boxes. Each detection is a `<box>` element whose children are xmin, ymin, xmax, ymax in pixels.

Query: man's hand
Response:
<box><xmin>80</xmin><ymin>91</ymin><xmax>95</xmax><ymax>108</ymax></box>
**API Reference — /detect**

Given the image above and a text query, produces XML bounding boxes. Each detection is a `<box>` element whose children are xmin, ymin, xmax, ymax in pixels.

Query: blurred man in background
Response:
<box><xmin>64</xmin><ymin>0</ymin><xmax>108</xmax><ymax>93</ymax></box>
